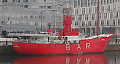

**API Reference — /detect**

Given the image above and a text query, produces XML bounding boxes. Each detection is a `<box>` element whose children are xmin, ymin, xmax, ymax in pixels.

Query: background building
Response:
<box><xmin>1</xmin><ymin>0</ymin><xmax>120</xmax><ymax>37</ymax></box>
<box><xmin>0</xmin><ymin>0</ymin><xmax>63</xmax><ymax>35</ymax></box>
<box><xmin>72</xmin><ymin>0</ymin><xmax>120</xmax><ymax>36</ymax></box>
<box><xmin>0</xmin><ymin>0</ymin><xmax>2</xmax><ymax>37</ymax></box>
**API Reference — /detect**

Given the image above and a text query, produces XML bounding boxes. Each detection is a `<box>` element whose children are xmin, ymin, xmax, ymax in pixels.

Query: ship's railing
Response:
<box><xmin>8</xmin><ymin>32</ymin><xmax>50</xmax><ymax>37</ymax></box>
<box><xmin>85</xmin><ymin>34</ymin><xmax>113</xmax><ymax>39</ymax></box>
<box><xmin>0</xmin><ymin>38</ymin><xmax>18</xmax><ymax>46</ymax></box>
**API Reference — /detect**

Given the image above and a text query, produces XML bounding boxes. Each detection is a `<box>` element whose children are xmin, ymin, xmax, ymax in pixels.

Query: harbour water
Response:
<box><xmin>0</xmin><ymin>51</ymin><xmax>120</xmax><ymax>64</ymax></box>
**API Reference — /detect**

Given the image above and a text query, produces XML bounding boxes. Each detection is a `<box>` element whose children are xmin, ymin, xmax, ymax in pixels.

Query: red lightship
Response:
<box><xmin>12</xmin><ymin>2</ymin><xmax>113</xmax><ymax>55</ymax></box>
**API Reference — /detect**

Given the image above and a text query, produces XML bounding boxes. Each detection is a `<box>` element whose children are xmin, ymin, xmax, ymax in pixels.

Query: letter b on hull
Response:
<box><xmin>66</xmin><ymin>44</ymin><xmax>70</xmax><ymax>50</ymax></box>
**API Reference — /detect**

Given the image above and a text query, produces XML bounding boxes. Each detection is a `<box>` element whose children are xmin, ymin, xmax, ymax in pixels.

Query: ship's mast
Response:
<box><xmin>97</xmin><ymin>0</ymin><xmax>99</xmax><ymax>35</ymax></box>
<box><xmin>62</xmin><ymin>1</ymin><xmax>72</xmax><ymax>36</ymax></box>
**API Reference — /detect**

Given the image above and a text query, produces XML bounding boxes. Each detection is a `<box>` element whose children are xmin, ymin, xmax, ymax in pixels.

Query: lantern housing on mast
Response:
<box><xmin>63</xmin><ymin>1</ymin><xmax>73</xmax><ymax>15</ymax></box>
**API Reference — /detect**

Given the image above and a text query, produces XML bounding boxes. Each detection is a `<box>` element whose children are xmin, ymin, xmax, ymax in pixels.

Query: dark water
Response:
<box><xmin>0</xmin><ymin>51</ymin><xmax>120</xmax><ymax>64</ymax></box>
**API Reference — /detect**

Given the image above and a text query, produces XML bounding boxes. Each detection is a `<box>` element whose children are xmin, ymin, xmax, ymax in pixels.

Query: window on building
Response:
<box><xmin>15</xmin><ymin>21</ymin><xmax>18</xmax><ymax>25</ymax></box>
<box><xmin>94</xmin><ymin>0</ymin><xmax>97</xmax><ymax>6</ymax></box>
<box><xmin>95</xmin><ymin>7</ymin><xmax>97</xmax><ymax>13</ymax></box>
<box><xmin>31</xmin><ymin>0</ymin><xmax>36</xmax><ymax>2</ymax></box>
<box><xmin>81</xmin><ymin>0</ymin><xmax>84</xmax><ymax>7</ymax></box>
<box><xmin>24</xmin><ymin>16</ymin><xmax>28</xmax><ymax>18</ymax></box>
<box><xmin>82</xmin><ymin>21</ymin><xmax>85</xmax><ymax>26</ymax></box>
<box><xmin>2</xmin><ymin>0</ymin><xmax>7</xmax><ymax>2</ymax></box>
<box><xmin>82</xmin><ymin>8</ymin><xmax>85</xmax><ymax>14</ymax></box>
<box><xmin>101</xmin><ymin>0</ymin><xmax>104</xmax><ymax>5</ymax></box>
<box><xmin>13</xmin><ymin>0</ymin><xmax>15</xmax><ymax>2</ymax></box>
<box><xmin>119</xmin><ymin>4</ymin><xmax>120</xmax><ymax>11</ymax></box>
<box><xmin>1</xmin><ymin>20</ymin><xmax>5</xmax><ymax>24</ymax></box>
<box><xmin>107</xmin><ymin>20</ymin><xmax>110</xmax><ymax>26</ymax></box>
<box><xmin>78</xmin><ymin>15</ymin><xmax>82</xmax><ymax>21</ymax></box>
<box><xmin>75</xmin><ymin>9</ymin><xmax>78</xmax><ymax>15</ymax></box>
<box><xmin>102</xmin><ymin>6</ymin><xmax>104</xmax><ymax>12</ymax></box>
<box><xmin>95</xmin><ymin>21</ymin><xmax>97</xmax><ymax>26</ymax></box>
<box><xmin>53</xmin><ymin>22</ymin><xmax>55</xmax><ymax>27</ymax></box>
<box><xmin>110</xmin><ymin>12</ymin><xmax>113</xmax><ymax>19</ymax></box>
<box><xmin>88</xmin><ymin>0</ymin><xmax>91</xmax><ymax>6</ymax></box>
<box><xmin>11</xmin><ymin>20</ymin><xmax>15</xmax><ymax>24</ymax></box>
<box><xmin>23</xmin><ymin>0</ymin><xmax>28</xmax><ymax>2</ymax></box>
<box><xmin>104</xmin><ymin>13</ymin><xmax>107</xmax><ymax>19</ymax></box>
<box><xmin>113</xmin><ymin>0</ymin><xmax>115</xmax><ymax>3</ymax></box>
<box><xmin>113</xmin><ymin>19</ymin><xmax>115</xmax><ymax>26</ymax></box>
<box><xmin>34</xmin><ymin>15</ymin><xmax>38</xmax><ymax>19</ymax></box>
<box><xmin>101</xmin><ymin>20</ymin><xmax>104</xmax><ymax>26</ymax></box>
<box><xmin>92</xmin><ymin>14</ymin><xmax>95</xmax><ymax>20</ymax></box>
<box><xmin>75</xmin><ymin>21</ymin><xmax>78</xmax><ymax>26</ymax></box>
<box><xmin>84</xmin><ymin>0</ymin><xmax>87</xmax><ymax>7</ymax></box>
<box><xmin>104</xmin><ymin>0</ymin><xmax>106</xmax><ymax>4</ymax></box>
<box><xmin>18</xmin><ymin>0</ymin><xmax>20</xmax><ymax>2</ymax></box>
<box><xmin>113</xmin><ymin>4</ymin><xmax>116</xmax><ymax>10</ymax></box>
<box><xmin>107</xmin><ymin>0</ymin><xmax>109</xmax><ymax>4</ymax></box>
<box><xmin>11</xmin><ymin>13</ymin><xmax>16</xmax><ymax>17</ymax></box>
<box><xmin>89</xmin><ymin>7</ymin><xmax>92</xmax><ymax>14</ymax></box>
<box><xmin>72</xmin><ymin>16</ymin><xmax>75</xmax><ymax>21</ymax></box>
<box><xmin>110</xmin><ymin>0</ymin><xmax>112</xmax><ymax>4</ymax></box>
<box><xmin>29</xmin><ymin>21</ymin><xmax>32</xmax><ymax>25</ymax></box>
<box><xmin>118</xmin><ymin>19</ymin><xmax>120</xmax><ymax>26</ymax></box>
<box><xmin>44</xmin><ymin>0</ymin><xmax>46</xmax><ymax>2</ymax></box>
<box><xmin>43</xmin><ymin>16</ymin><xmax>46</xmax><ymax>19</ymax></box>
<box><xmin>18</xmin><ymin>21</ymin><xmax>21</xmax><ymax>25</ymax></box>
<box><xmin>21</xmin><ymin>21</ymin><xmax>24</xmax><ymax>25</ymax></box>
<box><xmin>116</xmin><ymin>12</ymin><xmax>118</xmax><ymax>18</ymax></box>
<box><xmin>91</xmin><ymin>0</ymin><xmax>94</xmax><ymax>6</ymax></box>
<box><xmin>47</xmin><ymin>6</ymin><xmax>52</xmax><ymax>8</ymax></box>
<box><xmin>85</xmin><ymin>15</ymin><xmax>88</xmax><ymax>20</ymax></box>
<box><xmin>113</xmin><ymin>0</ymin><xmax>117</xmax><ymax>3</ymax></box>
<box><xmin>88</xmin><ymin>21</ymin><xmax>91</xmax><ymax>26</ymax></box>
<box><xmin>30</xmin><ymin>15</ymin><xmax>34</xmax><ymax>18</ymax></box>
<box><xmin>24</xmin><ymin>5</ymin><xmax>28</xmax><ymax>8</ymax></box>
<box><xmin>108</xmin><ymin>5</ymin><xmax>110</xmax><ymax>10</ymax></box>
<box><xmin>74</xmin><ymin>0</ymin><xmax>77</xmax><ymax>8</ymax></box>
<box><xmin>78</xmin><ymin>0</ymin><xmax>80</xmax><ymax>7</ymax></box>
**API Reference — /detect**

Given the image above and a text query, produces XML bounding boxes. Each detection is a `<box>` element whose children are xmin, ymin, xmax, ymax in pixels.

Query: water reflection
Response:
<box><xmin>2</xmin><ymin>52</ymin><xmax>120</xmax><ymax>64</ymax></box>
<box><xmin>105</xmin><ymin>51</ymin><xmax>120</xmax><ymax>64</ymax></box>
<box><xmin>106</xmin><ymin>54</ymin><xmax>120</xmax><ymax>64</ymax></box>
<box><xmin>13</xmin><ymin>54</ymin><xmax>108</xmax><ymax>64</ymax></box>
<box><xmin>107</xmin><ymin>56</ymin><xmax>120</xmax><ymax>64</ymax></box>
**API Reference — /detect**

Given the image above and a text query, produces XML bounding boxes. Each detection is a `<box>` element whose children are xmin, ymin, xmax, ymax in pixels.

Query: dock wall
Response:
<box><xmin>0</xmin><ymin>45</ymin><xmax>17</xmax><ymax>54</ymax></box>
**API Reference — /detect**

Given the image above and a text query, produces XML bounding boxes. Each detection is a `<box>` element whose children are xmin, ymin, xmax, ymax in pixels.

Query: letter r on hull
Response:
<box><xmin>86</xmin><ymin>43</ymin><xmax>90</xmax><ymax>49</ymax></box>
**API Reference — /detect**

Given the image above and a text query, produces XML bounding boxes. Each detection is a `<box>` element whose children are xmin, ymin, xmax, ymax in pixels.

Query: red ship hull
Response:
<box><xmin>13</xmin><ymin>54</ymin><xmax>108</xmax><ymax>64</ymax></box>
<box><xmin>13</xmin><ymin>36</ymin><xmax>112</xmax><ymax>55</ymax></box>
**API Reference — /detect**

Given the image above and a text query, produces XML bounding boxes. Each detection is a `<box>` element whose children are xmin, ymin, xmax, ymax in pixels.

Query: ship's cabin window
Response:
<box><xmin>79</xmin><ymin>40</ymin><xmax>81</xmax><ymax>43</ymax></box>
<box><xmin>73</xmin><ymin>40</ymin><xmax>76</xmax><ymax>43</ymax></box>
<box><xmin>48</xmin><ymin>37</ymin><xmax>49</xmax><ymax>42</ymax></box>
<box><xmin>65</xmin><ymin>37</ymin><xmax>68</xmax><ymax>42</ymax></box>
